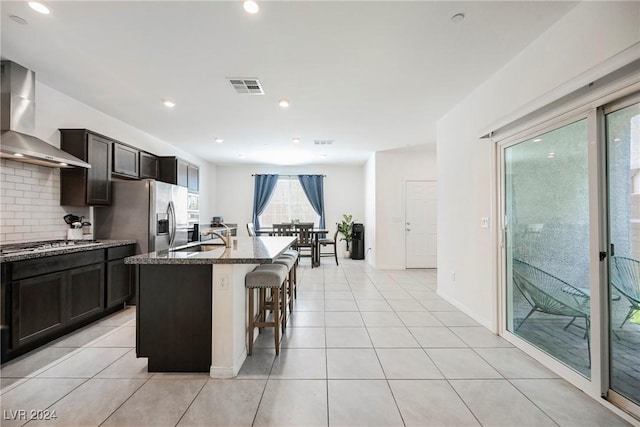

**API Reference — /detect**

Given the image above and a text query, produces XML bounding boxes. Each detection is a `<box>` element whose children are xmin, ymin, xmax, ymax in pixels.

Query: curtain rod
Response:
<box><xmin>251</xmin><ymin>174</ymin><xmax>326</xmax><ymax>177</ymax></box>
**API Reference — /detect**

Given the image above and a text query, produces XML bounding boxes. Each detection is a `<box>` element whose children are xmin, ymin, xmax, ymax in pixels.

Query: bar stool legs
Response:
<box><xmin>245</xmin><ymin>264</ymin><xmax>289</xmax><ymax>355</ymax></box>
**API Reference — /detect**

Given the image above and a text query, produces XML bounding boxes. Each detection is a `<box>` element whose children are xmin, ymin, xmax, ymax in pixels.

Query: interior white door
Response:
<box><xmin>405</xmin><ymin>181</ymin><xmax>437</xmax><ymax>268</ymax></box>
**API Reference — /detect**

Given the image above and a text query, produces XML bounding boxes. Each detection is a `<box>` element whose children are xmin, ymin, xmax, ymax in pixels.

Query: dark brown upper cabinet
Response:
<box><xmin>159</xmin><ymin>156</ymin><xmax>199</xmax><ymax>193</ymax></box>
<box><xmin>112</xmin><ymin>143</ymin><xmax>139</xmax><ymax>179</ymax></box>
<box><xmin>139</xmin><ymin>151</ymin><xmax>159</xmax><ymax>179</ymax></box>
<box><xmin>60</xmin><ymin>129</ymin><xmax>112</xmax><ymax>206</ymax></box>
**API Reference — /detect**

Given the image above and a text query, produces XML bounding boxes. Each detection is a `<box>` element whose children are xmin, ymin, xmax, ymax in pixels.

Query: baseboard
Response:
<box><xmin>436</xmin><ymin>289</ymin><xmax>495</xmax><ymax>331</ymax></box>
<box><xmin>209</xmin><ymin>348</ymin><xmax>247</xmax><ymax>379</ymax></box>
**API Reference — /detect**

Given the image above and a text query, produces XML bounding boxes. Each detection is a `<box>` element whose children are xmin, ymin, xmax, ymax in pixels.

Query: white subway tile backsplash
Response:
<box><xmin>24</xmin><ymin>177</ymin><xmax>40</xmax><ymax>185</ymax></box>
<box><xmin>5</xmin><ymin>175</ymin><xmax>24</xmax><ymax>183</ymax></box>
<box><xmin>1</xmin><ymin>159</ymin><xmax>90</xmax><ymax>243</ymax></box>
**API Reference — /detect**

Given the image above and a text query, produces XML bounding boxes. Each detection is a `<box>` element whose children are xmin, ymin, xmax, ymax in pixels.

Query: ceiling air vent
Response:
<box><xmin>313</xmin><ymin>140</ymin><xmax>334</xmax><ymax>145</ymax></box>
<box><xmin>228</xmin><ymin>78</ymin><xmax>264</xmax><ymax>95</ymax></box>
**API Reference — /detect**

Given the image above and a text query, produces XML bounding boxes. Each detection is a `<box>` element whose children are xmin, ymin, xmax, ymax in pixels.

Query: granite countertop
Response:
<box><xmin>0</xmin><ymin>239</ymin><xmax>137</xmax><ymax>263</ymax></box>
<box><xmin>125</xmin><ymin>236</ymin><xmax>296</xmax><ymax>265</ymax></box>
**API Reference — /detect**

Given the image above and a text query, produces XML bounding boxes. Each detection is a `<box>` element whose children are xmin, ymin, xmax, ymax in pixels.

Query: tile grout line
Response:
<box><xmin>1</xmin><ymin>313</ymin><xmax>137</xmax><ymax>394</ymax></box>
<box><xmin>97</xmin><ymin>376</ymin><xmax>151</xmax><ymax>427</ymax></box>
<box><xmin>173</xmin><ymin>377</ymin><xmax>209</xmax><ymax>427</ymax></box>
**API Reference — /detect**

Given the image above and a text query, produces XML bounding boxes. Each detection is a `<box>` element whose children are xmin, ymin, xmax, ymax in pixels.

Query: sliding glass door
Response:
<box><xmin>606</xmin><ymin>98</ymin><xmax>640</xmax><ymax>408</ymax></box>
<box><xmin>504</xmin><ymin>118</ymin><xmax>592</xmax><ymax>378</ymax></box>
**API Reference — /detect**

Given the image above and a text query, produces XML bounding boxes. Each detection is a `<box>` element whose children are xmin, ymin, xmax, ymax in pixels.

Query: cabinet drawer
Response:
<box><xmin>107</xmin><ymin>244</ymin><xmax>136</xmax><ymax>261</ymax></box>
<box><xmin>12</xmin><ymin>249</ymin><xmax>105</xmax><ymax>280</ymax></box>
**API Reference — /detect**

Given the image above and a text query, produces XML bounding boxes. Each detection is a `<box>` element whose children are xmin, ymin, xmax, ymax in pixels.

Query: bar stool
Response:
<box><xmin>245</xmin><ymin>263</ymin><xmax>289</xmax><ymax>355</ymax></box>
<box><xmin>274</xmin><ymin>256</ymin><xmax>296</xmax><ymax>313</ymax></box>
<box><xmin>283</xmin><ymin>249</ymin><xmax>299</xmax><ymax>298</ymax></box>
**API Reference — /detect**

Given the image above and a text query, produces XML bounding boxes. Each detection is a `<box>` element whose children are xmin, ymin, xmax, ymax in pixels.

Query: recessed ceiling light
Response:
<box><xmin>9</xmin><ymin>15</ymin><xmax>28</xmax><ymax>25</ymax></box>
<box><xmin>215</xmin><ymin>138</ymin><xmax>224</xmax><ymax>144</ymax></box>
<box><xmin>161</xmin><ymin>99</ymin><xmax>176</xmax><ymax>108</ymax></box>
<box><xmin>292</xmin><ymin>138</ymin><xmax>300</xmax><ymax>144</ymax></box>
<box><xmin>278</xmin><ymin>99</ymin><xmax>290</xmax><ymax>108</ymax></box>
<box><xmin>614</xmin><ymin>138</ymin><xmax>621</xmax><ymax>142</ymax></box>
<box><xmin>28</xmin><ymin>1</ymin><xmax>50</xmax><ymax>14</ymax></box>
<box><xmin>13</xmin><ymin>153</ymin><xmax>24</xmax><ymax>157</ymax></box>
<box><xmin>243</xmin><ymin>0</ymin><xmax>259</xmax><ymax>14</ymax></box>
<box><xmin>547</xmin><ymin>152</ymin><xmax>555</xmax><ymax>158</ymax></box>
<box><xmin>451</xmin><ymin>13</ymin><xmax>465</xmax><ymax>23</ymax></box>
<box><xmin>533</xmin><ymin>138</ymin><xmax>543</xmax><ymax>142</ymax></box>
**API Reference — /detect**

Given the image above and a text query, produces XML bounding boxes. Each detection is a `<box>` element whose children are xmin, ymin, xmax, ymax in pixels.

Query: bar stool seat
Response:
<box><xmin>245</xmin><ymin>263</ymin><xmax>288</xmax><ymax>355</ymax></box>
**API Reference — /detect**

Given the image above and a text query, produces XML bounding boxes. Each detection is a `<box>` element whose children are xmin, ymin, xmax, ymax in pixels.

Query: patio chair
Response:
<box><xmin>512</xmin><ymin>259</ymin><xmax>591</xmax><ymax>364</ymax></box>
<box><xmin>611</xmin><ymin>256</ymin><xmax>640</xmax><ymax>328</ymax></box>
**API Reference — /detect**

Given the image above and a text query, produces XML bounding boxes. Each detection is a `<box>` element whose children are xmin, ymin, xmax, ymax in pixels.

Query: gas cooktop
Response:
<box><xmin>0</xmin><ymin>239</ymin><xmax>101</xmax><ymax>256</ymax></box>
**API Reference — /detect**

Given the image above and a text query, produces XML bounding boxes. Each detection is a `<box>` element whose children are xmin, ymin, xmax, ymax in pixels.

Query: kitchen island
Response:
<box><xmin>125</xmin><ymin>236</ymin><xmax>296</xmax><ymax>378</ymax></box>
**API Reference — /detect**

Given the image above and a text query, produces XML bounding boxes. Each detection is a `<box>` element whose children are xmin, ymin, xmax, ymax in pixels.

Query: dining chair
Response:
<box><xmin>272</xmin><ymin>223</ymin><xmax>293</xmax><ymax>236</ymax></box>
<box><xmin>294</xmin><ymin>222</ymin><xmax>315</xmax><ymax>268</ymax></box>
<box><xmin>318</xmin><ymin>229</ymin><xmax>339</xmax><ymax>266</ymax></box>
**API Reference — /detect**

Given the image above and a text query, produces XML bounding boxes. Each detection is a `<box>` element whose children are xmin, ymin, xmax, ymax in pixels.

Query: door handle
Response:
<box><xmin>168</xmin><ymin>201</ymin><xmax>176</xmax><ymax>248</ymax></box>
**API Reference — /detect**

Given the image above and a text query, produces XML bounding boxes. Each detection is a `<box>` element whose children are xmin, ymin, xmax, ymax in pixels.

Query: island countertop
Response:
<box><xmin>125</xmin><ymin>236</ymin><xmax>296</xmax><ymax>265</ymax></box>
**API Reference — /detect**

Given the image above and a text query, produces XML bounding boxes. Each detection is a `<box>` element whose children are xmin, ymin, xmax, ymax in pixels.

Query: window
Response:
<box><xmin>259</xmin><ymin>178</ymin><xmax>319</xmax><ymax>226</ymax></box>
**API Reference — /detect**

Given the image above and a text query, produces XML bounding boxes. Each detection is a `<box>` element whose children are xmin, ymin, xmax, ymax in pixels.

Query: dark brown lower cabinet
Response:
<box><xmin>2</xmin><ymin>244</ymin><xmax>135</xmax><ymax>363</ymax></box>
<box><xmin>106</xmin><ymin>245</ymin><xmax>136</xmax><ymax>307</ymax></box>
<box><xmin>68</xmin><ymin>263</ymin><xmax>105</xmax><ymax>323</ymax></box>
<box><xmin>12</xmin><ymin>271</ymin><xmax>66</xmax><ymax>348</ymax></box>
<box><xmin>137</xmin><ymin>264</ymin><xmax>211</xmax><ymax>372</ymax></box>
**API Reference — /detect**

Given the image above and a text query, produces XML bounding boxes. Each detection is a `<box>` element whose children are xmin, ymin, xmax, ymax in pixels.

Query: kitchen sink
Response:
<box><xmin>171</xmin><ymin>242</ymin><xmax>226</xmax><ymax>253</ymax></box>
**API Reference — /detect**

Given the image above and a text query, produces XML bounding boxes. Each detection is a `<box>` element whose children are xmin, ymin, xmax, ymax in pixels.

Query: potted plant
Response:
<box><xmin>337</xmin><ymin>214</ymin><xmax>353</xmax><ymax>258</ymax></box>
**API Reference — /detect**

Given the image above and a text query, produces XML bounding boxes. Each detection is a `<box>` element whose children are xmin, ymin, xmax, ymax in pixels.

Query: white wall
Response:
<box><xmin>215</xmin><ymin>164</ymin><xmax>364</xmax><ymax>256</ymax></box>
<box><xmin>364</xmin><ymin>153</ymin><xmax>377</xmax><ymax>267</ymax></box>
<box><xmin>0</xmin><ymin>81</ymin><xmax>217</xmax><ymax>243</ymax></box>
<box><xmin>373</xmin><ymin>148</ymin><xmax>437</xmax><ymax>269</ymax></box>
<box><xmin>436</xmin><ymin>1</ymin><xmax>640</xmax><ymax>330</ymax></box>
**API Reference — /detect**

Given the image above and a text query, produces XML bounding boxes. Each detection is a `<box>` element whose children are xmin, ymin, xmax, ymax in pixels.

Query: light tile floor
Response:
<box><xmin>0</xmin><ymin>260</ymin><xmax>634</xmax><ymax>426</ymax></box>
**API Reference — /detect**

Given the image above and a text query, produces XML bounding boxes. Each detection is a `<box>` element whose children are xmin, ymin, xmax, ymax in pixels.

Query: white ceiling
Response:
<box><xmin>0</xmin><ymin>1</ymin><xmax>577</xmax><ymax>166</ymax></box>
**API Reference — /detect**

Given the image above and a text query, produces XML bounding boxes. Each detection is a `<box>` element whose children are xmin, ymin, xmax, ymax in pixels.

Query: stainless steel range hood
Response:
<box><xmin>0</xmin><ymin>61</ymin><xmax>90</xmax><ymax>168</ymax></box>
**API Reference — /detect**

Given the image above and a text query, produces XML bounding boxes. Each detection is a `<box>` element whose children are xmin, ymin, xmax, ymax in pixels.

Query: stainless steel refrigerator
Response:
<box><xmin>94</xmin><ymin>179</ymin><xmax>189</xmax><ymax>254</ymax></box>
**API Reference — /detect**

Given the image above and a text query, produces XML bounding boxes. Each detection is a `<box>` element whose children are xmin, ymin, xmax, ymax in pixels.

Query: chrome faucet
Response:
<box><xmin>203</xmin><ymin>223</ymin><xmax>232</xmax><ymax>248</ymax></box>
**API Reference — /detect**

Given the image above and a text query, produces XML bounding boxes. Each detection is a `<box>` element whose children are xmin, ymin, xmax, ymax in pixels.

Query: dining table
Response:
<box><xmin>256</xmin><ymin>227</ymin><xmax>329</xmax><ymax>267</ymax></box>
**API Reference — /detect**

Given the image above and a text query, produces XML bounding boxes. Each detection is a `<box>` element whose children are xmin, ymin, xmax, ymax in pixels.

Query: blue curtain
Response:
<box><xmin>252</xmin><ymin>174</ymin><xmax>279</xmax><ymax>231</ymax></box>
<box><xmin>298</xmin><ymin>175</ymin><xmax>326</xmax><ymax>232</ymax></box>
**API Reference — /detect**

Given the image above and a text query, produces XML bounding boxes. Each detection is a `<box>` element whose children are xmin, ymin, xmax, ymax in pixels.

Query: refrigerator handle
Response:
<box><xmin>168</xmin><ymin>201</ymin><xmax>176</xmax><ymax>248</ymax></box>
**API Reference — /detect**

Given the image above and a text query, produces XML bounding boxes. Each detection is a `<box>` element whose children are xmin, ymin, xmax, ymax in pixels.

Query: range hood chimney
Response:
<box><xmin>0</xmin><ymin>61</ymin><xmax>90</xmax><ymax>168</ymax></box>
